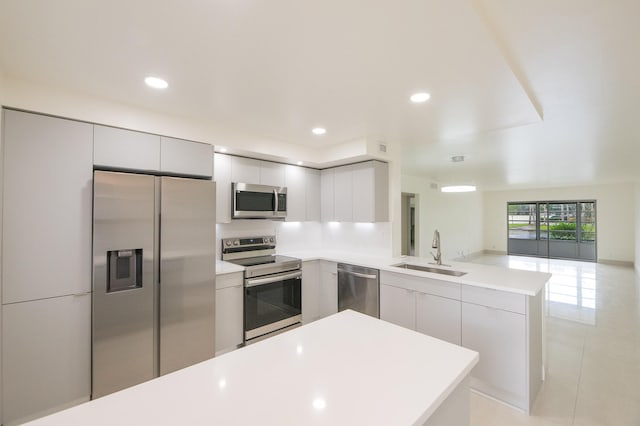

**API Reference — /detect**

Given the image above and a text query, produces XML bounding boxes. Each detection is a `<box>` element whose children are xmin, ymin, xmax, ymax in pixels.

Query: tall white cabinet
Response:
<box><xmin>1</xmin><ymin>109</ymin><xmax>93</xmax><ymax>425</ymax></box>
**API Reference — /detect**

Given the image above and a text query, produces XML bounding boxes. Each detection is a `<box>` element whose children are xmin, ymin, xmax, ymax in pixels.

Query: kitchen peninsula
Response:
<box><xmin>26</xmin><ymin>310</ymin><xmax>478</xmax><ymax>426</ymax></box>
<box><xmin>288</xmin><ymin>252</ymin><xmax>551</xmax><ymax>413</ymax></box>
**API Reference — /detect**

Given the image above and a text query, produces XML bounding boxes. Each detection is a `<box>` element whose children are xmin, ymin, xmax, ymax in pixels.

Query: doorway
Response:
<box><xmin>401</xmin><ymin>193</ymin><xmax>418</xmax><ymax>256</ymax></box>
<box><xmin>507</xmin><ymin>200</ymin><xmax>597</xmax><ymax>261</ymax></box>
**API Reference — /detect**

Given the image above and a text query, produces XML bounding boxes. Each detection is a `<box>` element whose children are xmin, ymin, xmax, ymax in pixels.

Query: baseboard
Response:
<box><xmin>482</xmin><ymin>249</ymin><xmax>508</xmax><ymax>255</ymax></box>
<box><xmin>598</xmin><ymin>258</ymin><xmax>634</xmax><ymax>267</ymax></box>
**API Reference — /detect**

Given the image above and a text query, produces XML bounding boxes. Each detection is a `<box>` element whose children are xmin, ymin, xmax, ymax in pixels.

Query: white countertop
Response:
<box><xmin>215</xmin><ymin>259</ymin><xmax>245</xmax><ymax>275</ymax></box>
<box><xmin>27</xmin><ymin>310</ymin><xmax>478</xmax><ymax>426</ymax></box>
<box><xmin>281</xmin><ymin>250</ymin><xmax>551</xmax><ymax>296</ymax></box>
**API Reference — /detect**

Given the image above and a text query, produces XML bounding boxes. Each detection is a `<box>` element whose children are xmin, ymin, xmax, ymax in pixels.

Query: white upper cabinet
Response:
<box><xmin>259</xmin><ymin>161</ymin><xmax>286</xmax><ymax>186</ymax></box>
<box><xmin>333</xmin><ymin>164</ymin><xmax>354</xmax><ymax>222</ymax></box>
<box><xmin>94</xmin><ymin>125</ymin><xmax>161</xmax><ymax>172</ymax></box>
<box><xmin>160</xmin><ymin>136</ymin><xmax>213</xmax><ymax>178</ymax></box>
<box><xmin>305</xmin><ymin>168</ymin><xmax>321</xmax><ymax>222</ymax></box>
<box><xmin>214</xmin><ymin>153</ymin><xmax>232</xmax><ymax>223</ymax></box>
<box><xmin>320</xmin><ymin>161</ymin><xmax>389</xmax><ymax>222</ymax></box>
<box><xmin>95</xmin><ymin>126</ymin><xmax>213</xmax><ymax>177</ymax></box>
<box><xmin>320</xmin><ymin>169</ymin><xmax>335</xmax><ymax>222</ymax></box>
<box><xmin>352</xmin><ymin>161</ymin><xmax>389</xmax><ymax>222</ymax></box>
<box><xmin>285</xmin><ymin>166</ymin><xmax>321</xmax><ymax>222</ymax></box>
<box><xmin>284</xmin><ymin>165</ymin><xmax>306</xmax><ymax>221</ymax></box>
<box><xmin>230</xmin><ymin>156</ymin><xmax>260</xmax><ymax>183</ymax></box>
<box><xmin>2</xmin><ymin>109</ymin><xmax>93</xmax><ymax>303</ymax></box>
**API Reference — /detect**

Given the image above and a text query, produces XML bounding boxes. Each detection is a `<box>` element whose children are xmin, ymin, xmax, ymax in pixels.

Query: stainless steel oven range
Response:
<box><xmin>221</xmin><ymin>236</ymin><xmax>302</xmax><ymax>343</ymax></box>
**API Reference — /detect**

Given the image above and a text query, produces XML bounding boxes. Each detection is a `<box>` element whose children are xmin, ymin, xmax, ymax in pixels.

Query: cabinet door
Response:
<box><xmin>2</xmin><ymin>294</ymin><xmax>91</xmax><ymax>424</ymax></box>
<box><xmin>320</xmin><ymin>169</ymin><xmax>335</xmax><ymax>222</ymax></box>
<box><xmin>285</xmin><ymin>165</ymin><xmax>306</xmax><ymax>222</ymax></box>
<box><xmin>160</xmin><ymin>136</ymin><xmax>213</xmax><ymax>177</ymax></box>
<box><xmin>352</xmin><ymin>162</ymin><xmax>375</xmax><ymax>222</ymax></box>
<box><xmin>380</xmin><ymin>284</ymin><xmax>415</xmax><ymax>330</ymax></box>
<box><xmin>215</xmin><ymin>277</ymin><xmax>244</xmax><ymax>354</ymax></box>
<box><xmin>230</xmin><ymin>156</ymin><xmax>260</xmax><ymax>183</ymax></box>
<box><xmin>461</xmin><ymin>302</ymin><xmax>526</xmax><ymax>406</ymax></box>
<box><xmin>2</xmin><ymin>110</ymin><xmax>93</xmax><ymax>303</ymax></box>
<box><xmin>333</xmin><ymin>165</ymin><xmax>353</xmax><ymax>222</ymax></box>
<box><xmin>352</xmin><ymin>161</ymin><xmax>388</xmax><ymax>222</ymax></box>
<box><xmin>214</xmin><ymin>153</ymin><xmax>232</xmax><ymax>223</ymax></box>
<box><xmin>416</xmin><ymin>293</ymin><xmax>461</xmax><ymax>345</ymax></box>
<box><xmin>302</xmin><ymin>261</ymin><xmax>321</xmax><ymax>323</ymax></box>
<box><xmin>94</xmin><ymin>125</ymin><xmax>161</xmax><ymax>171</ymax></box>
<box><xmin>305</xmin><ymin>168</ymin><xmax>321</xmax><ymax>221</ymax></box>
<box><xmin>319</xmin><ymin>261</ymin><xmax>338</xmax><ymax>317</ymax></box>
<box><xmin>259</xmin><ymin>161</ymin><xmax>286</xmax><ymax>186</ymax></box>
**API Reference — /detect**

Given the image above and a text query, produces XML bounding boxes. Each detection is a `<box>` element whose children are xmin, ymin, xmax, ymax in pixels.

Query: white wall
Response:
<box><xmin>401</xmin><ymin>175</ymin><xmax>484</xmax><ymax>262</ymax></box>
<box><xmin>483</xmin><ymin>183</ymin><xmax>636</xmax><ymax>263</ymax></box>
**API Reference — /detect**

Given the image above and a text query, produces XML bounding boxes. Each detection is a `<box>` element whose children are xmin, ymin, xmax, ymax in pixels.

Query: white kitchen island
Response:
<box><xmin>26</xmin><ymin>310</ymin><xmax>478</xmax><ymax>426</ymax></box>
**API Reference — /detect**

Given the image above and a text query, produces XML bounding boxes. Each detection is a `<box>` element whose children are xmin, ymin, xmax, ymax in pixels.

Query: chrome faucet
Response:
<box><xmin>431</xmin><ymin>229</ymin><xmax>442</xmax><ymax>265</ymax></box>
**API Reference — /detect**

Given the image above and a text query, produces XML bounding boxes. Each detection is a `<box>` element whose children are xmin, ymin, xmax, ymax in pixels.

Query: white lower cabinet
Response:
<box><xmin>380</xmin><ymin>284</ymin><xmax>415</xmax><ymax>330</ymax></box>
<box><xmin>461</xmin><ymin>302</ymin><xmax>527</xmax><ymax>409</ymax></box>
<box><xmin>215</xmin><ymin>272</ymin><xmax>244</xmax><ymax>354</ymax></box>
<box><xmin>302</xmin><ymin>261</ymin><xmax>321</xmax><ymax>323</ymax></box>
<box><xmin>302</xmin><ymin>260</ymin><xmax>337</xmax><ymax>324</ymax></box>
<box><xmin>380</xmin><ymin>283</ymin><xmax>460</xmax><ymax>345</ymax></box>
<box><xmin>320</xmin><ymin>261</ymin><xmax>338</xmax><ymax>317</ymax></box>
<box><xmin>416</xmin><ymin>292</ymin><xmax>461</xmax><ymax>345</ymax></box>
<box><xmin>1</xmin><ymin>294</ymin><xmax>91</xmax><ymax>425</ymax></box>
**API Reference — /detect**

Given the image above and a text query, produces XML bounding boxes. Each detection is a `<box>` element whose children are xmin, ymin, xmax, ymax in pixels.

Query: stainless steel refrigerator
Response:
<box><xmin>92</xmin><ymin>170</ymin><xmax>216</xmax><ymax>398</ymax></box>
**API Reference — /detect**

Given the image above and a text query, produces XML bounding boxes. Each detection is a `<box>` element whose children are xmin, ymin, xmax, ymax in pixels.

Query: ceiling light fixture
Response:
<box><xmin>410</xmin><ymin>92</ymin><xmax>431</xmax><ymax>103</ymax></box>
<box><xmin>144</xmin><ymin>76</ymin><xmax>168</xmax><ymax>89</ymax></box>
<box><xmin>218</xmin><ymin>147</ymin><xmax>228</xmax><ymax>153</ymax></box>
<box><xmin>451</xmin><ymin>155</ymin><xmax>465</xmax><ymax>163</ymax></box>
<box><xmin>312</xmin><ymin>127</ymin><xmax>326</xmax><ymax>135</ymax></box>
<box><xmin>296</xmin><ymin>161</ymin><xmax>303</xmax><ymax>165</ymax></box>
<box><xmin>441</xmin><ymin>185</ymin><xmax>477</xmax><ymax>193</ymax></box>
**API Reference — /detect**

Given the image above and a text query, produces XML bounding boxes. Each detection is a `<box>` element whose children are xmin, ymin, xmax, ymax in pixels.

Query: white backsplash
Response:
<box><xmin>321</xmin><ymin>222</ymin><xmax>392</xmax><ymax>257</ymax></box>
<box><xmin>217</xmin><ymin>220</ymin><xmax>392</xmax><ymax>259</ymax></box>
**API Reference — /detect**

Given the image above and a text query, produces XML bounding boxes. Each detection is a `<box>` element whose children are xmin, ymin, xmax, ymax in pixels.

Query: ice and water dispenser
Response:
<box><xmin>106</xmin><ymin>249</ymin><xmax>143</xmax><ymax>292</ymax></box>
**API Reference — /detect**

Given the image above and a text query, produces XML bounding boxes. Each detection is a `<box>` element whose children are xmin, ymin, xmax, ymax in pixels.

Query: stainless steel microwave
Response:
<box><xmin>232</xmin><ymin>182</ymin><xmax>287</xmax><ymax>219</ymax></box>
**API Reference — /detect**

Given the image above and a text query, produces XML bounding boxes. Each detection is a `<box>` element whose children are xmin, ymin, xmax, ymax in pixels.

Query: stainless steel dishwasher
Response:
<box><xmin>337</xmin><ymin>263</ymin><xmax>380</xmax><ymax>318</ymax></box>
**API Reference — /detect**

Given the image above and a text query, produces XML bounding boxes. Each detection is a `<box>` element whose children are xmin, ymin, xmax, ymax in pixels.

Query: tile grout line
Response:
<box><xmin>570</xmin><ymin>333</ymin><xmax>587</xmax><ymax>426</ymax></box>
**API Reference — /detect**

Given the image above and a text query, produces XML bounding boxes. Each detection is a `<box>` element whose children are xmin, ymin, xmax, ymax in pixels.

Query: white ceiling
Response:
<box><xmin>1</xmin><ymin>0</ymin><xmax>639</xmax><ymax>190</ymax></box>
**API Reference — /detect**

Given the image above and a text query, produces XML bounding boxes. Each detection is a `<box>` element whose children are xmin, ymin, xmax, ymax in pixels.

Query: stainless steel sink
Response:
<box><xmin>391</xmin><ymin>263</ymin><xmax>467</xmax><ymax>277</ymax></box>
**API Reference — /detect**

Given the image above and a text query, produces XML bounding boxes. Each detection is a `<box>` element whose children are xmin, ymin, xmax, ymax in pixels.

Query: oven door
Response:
<box><xmin>244</xmin><ymin>270</ymin><xmax>302</xmax><ymax>341</ymax></box>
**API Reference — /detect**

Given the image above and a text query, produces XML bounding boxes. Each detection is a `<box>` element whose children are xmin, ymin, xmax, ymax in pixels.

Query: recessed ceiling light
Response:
<box><xmin>312</xmin><ymin>127</ymin><xmax>326</xmax><ymax>135</ymax></box>
<box><xmin>144</xmin><ymin>76</ymin><xmax>168</xmax><ymax>89</ymax></box>
<box><xmin>441</xmin><ymin>185</ymin><xmax>477</xmax><ymax>193</ymax></box>
<box><xmin>218</xmin><ymin>147</ymin><xmax>228</xmax><ymax>153</ymax></box>
<box><xmin>296</xmin><ymin>161</ymin><xmax>303</xmax><ymax>165</ymax></box>
<box><xmin>410</xmin><ymin>92</ymin><xmax>431</xmax><ymax>103</ymax></box>
<box><xmin>451</xmin><ymin>155</ymin><xmax>465</xmax><ymax>163</ymax></box>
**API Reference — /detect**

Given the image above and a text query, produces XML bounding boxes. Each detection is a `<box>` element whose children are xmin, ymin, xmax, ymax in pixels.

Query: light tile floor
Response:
<box><xmin>464</xmin><ymin>255</ymin><xmax>640</xmax><ymax>426</ymax></box>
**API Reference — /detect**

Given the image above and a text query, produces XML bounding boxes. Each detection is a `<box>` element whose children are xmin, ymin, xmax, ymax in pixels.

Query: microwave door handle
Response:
<box><xmin>273</xmin><ymin>188</ymin><xmax>278</xmax><ymax>214</ymax></box>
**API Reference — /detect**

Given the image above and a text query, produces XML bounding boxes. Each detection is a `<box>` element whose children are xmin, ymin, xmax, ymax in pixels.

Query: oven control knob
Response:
<box><xmin>233</xmin><ymin>240</ymin><xmax>239</xmax><ymax>246</ymax></box>
<box><xmin>269</xmin><ymin>237</ymin><xmax>274</xmax><ymax>243</ymax></box>
<box><xmin>225</xmin><ymin>240</ymin><xmax>232</xmax><ymax>247</ymax></box>
<box><xmin>262</xmin><ymin>238</ymin><xmax>268</xmax><ymax>243</ymax></box>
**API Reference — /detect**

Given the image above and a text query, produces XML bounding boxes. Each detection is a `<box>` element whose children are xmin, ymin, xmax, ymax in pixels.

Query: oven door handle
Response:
<box><xmin>246</xmin><ymin>271</ymin><xmax>302</xmax><ymax>288</ymax></box>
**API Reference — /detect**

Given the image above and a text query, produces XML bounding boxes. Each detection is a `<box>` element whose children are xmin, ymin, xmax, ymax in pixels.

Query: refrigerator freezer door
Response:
<box><xmin>92</xmin><ymin>171</ymin><xmax>156</xmax><ymax>398</ymax></box>
<box><xmin>159</xmin><ymin>177</ymin><xmax>216</xmax><ymax>375</ymax></box>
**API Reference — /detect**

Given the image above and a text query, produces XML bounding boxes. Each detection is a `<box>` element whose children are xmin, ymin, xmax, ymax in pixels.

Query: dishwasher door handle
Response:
<box><xmin>338</xmin><ymin>270</ymin><xmax>378</xmax><ymax>280</ymax></box>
